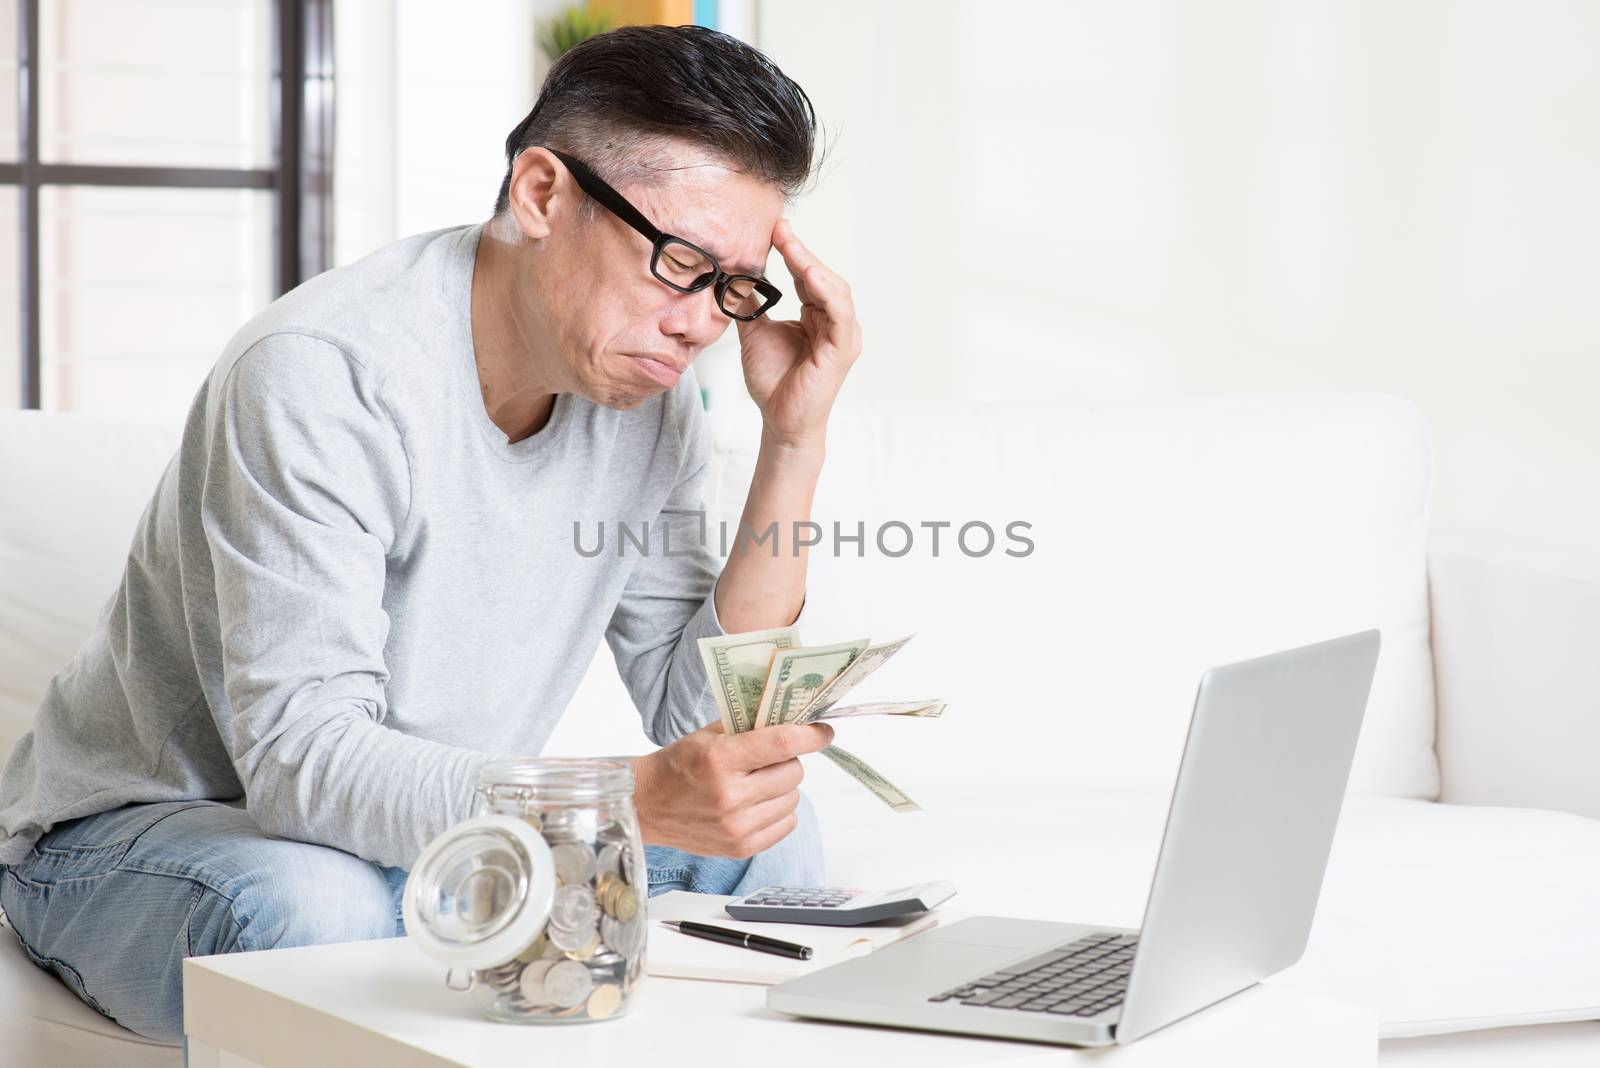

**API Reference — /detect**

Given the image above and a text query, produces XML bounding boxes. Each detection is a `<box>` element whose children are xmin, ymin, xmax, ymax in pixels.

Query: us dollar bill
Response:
<box><xmin>820</xmin><ymin>745</ymin><xmax>922</xmax><ymax>813</ymax></box>
<box><xmin>754</xmin><ymin>640</ymin><xmax>869</xmax><ymax>729</ymax></box>
<box><xmin>795</xmin><ymin>634</ymin><xmax>915</xmax><ymax>724</ymax></box>
<box><xmin>809</xmin><ymin>699</ymin><xmax>946</xmax><ymax>721</ymax></box>
<box><xmin>697</xmin><ymin>626</ymin><xmax>800</xmax><ymax>735</ymax></box>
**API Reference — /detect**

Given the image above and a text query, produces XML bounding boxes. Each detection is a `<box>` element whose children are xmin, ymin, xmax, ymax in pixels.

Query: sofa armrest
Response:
<box><xmin>1429</xmin><ymin>525</ymin><xmax>1600</xmax><ymax>820</ymax></box>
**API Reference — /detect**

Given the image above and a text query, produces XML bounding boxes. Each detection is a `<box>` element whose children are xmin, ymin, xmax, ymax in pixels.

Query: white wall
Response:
<box><xmin>753</xmin><ymin>0</ymin><xmax>1600</xmax><ymax>549</ymax></box>
<box><xmin>334</xmin><ymin>0</ymin><xmax>582</xmax><ymax>264</ymax></box>
<box><xmin>334</xmin><ymin>0</ymin><xmax>760</xmax><ymax>262</ymax></box>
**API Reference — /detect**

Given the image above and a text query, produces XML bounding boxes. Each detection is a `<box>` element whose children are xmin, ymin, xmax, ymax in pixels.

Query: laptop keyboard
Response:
<box><xmin>928</xmin><ymin>932</ymin><xmax>1138</xmax><ymax>1017</ymax></box>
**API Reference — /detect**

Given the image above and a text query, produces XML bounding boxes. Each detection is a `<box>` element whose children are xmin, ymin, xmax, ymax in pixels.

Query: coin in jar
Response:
<box><xmin>596</xmin><ymin>878</ymin><xmax>619</xmax><ymax>917</ymax></box>
<box><xmin>481</xmin><ymin>961</ymin><xmax>522</xmax><ymax>993</ymax></box>
<box><xmin>610</xmin><ymin>885</ymin><xmax>639</xmax><ymax>923</ymax></box>
<box><xmin>518</xmin><ymin>958</ymin><xmax>556</xmax><ymax>1003</ymax></box>
<box><xmin>550</xmin><ymin>884</ymin><xmax>598</xmax><ymax>930</ymax></box>
<box><xmin>595</xmin><ymin>842</ymin><xmax>624</xmax><ymax>878</ymax></box>
<box><xmin>594</xmin><ymin>870</ymin><xmax>618</xmax><ymax>906</ymax></box>
<box><xmin>514</xmin><ymin>931</ymin><xmax>549</xmax><ymax>964</ymax></box>
<box><xmin>587</xmin><ymin>950</ymin><xmax>625</xmax><ymax>974</ymax></box>
<box><xmin>585</xmin><ymin>983</ymin><xmax>622</xmax><ymax>1019</ymax></box>
<box><xmin>601</xmin><ymin>912</ymin><xmax>646</xmax><ymax>959</ymax></box>
<box><xmin>542</xmin><ymin>960</ymin><xmax>594</xmax><ymax>1009</ymax></box>
<box><xmin>560</xmin><ymin>928</ymin><xmax>602</xmax><ymax>960</ymax></box>
<box><xmin>551</xmin><ymin>841</ymin><xmax>597</xmax><ymax>886</ymax></box>
<box><xmin>619</xmin><ymin>844</ymin><xmax>636</xmax><ymax>885</ymax></box>
<box><xmin>548</xmin><ymin>914</ymin><xmax>594</xmax><ymax>950</ymax></box>
<box><xmin>539</xmin><ymin>811</ymin><xmax>582</xmax><ymax>842</ymax></box>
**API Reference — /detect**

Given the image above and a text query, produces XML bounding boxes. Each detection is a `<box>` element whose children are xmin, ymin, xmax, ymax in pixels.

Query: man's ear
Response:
<box><xmin>506</xmin><ymin>148</ymin><xmax>569</xmax><ymax>241</ymax></box>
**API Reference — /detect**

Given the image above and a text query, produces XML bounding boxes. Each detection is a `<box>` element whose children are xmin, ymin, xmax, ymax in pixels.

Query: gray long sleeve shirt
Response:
<box><xmin>0</xmin><ymin>222</ymin><xmax>730</xmax><ymax>869</ymax></box>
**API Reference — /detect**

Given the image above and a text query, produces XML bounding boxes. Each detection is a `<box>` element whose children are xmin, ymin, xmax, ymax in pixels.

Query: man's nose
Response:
<box><xmin>661</xmin><ymin>285</ymin><xmax>730</xmax><ymax>348</ymax></box>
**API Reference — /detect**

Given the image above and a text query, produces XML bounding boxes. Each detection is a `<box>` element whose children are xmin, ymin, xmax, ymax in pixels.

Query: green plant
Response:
<box><xmin>537</xmin><ymin>4</ymin><xmax>615</xmax><ymax>63</ymax></box>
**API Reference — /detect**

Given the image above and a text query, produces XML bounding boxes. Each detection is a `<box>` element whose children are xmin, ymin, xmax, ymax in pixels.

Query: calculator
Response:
<box><xmin>724</xmin><ymin>880</ymin><xmax>957</xmax><ymax>926</ymax></box>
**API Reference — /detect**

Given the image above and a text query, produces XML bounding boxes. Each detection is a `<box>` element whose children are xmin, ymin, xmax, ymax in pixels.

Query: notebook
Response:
<box><xmin>644</xmin><ymin>891</ymin><xmax>945</xmax><ymax>985</ymax></box>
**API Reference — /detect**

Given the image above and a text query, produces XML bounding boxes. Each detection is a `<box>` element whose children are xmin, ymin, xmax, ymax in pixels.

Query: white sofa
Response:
<box><xmin>2</xmin><ymin>397</ymin><xmax>1598</xmax><ymax>1065</ymax></box>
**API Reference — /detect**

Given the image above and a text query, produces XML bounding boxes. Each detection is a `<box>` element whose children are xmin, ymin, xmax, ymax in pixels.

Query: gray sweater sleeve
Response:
<box><xmin>605</xmin><ymin>385</ymin><xmax>728</xmax><ymax>746</ymax></box>
<box><xmin>201</xmin><ymin>335</ymin><xmax>487</xmax><ymax>869</ymax></box>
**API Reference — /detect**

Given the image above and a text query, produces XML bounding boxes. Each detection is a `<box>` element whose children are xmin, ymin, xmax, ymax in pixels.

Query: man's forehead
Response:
<box><xmin>659</xmin><ymin>212</ymin><xmax>771</xmax><ymax>276</ymax></box>
<box><xmin>630</xmin><ymin>171</ymin><xmax>775</xmax><ymax>276</ymax></box>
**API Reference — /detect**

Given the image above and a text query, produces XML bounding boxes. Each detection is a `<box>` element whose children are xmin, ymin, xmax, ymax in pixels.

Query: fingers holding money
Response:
<box><xmin>633</xmin><ymin>719</ymin><xmax>827</xmax><ymax>858</ymax></box>
<box><xmin>724</xmin><ymin>722</ymin><xmax>835</xmax><ymax>771</ymax></box>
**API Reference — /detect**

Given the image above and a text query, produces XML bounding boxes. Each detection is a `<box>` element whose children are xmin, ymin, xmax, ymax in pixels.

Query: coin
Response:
<box><xmin>585</xmin><ymin>983</ymin><xmax>622</xmax><ymax>1019</ymax></box>
<box><xmin>611</xmin><ymin>886</ymin><xmax>639</xmax><ymax>923</ymax></box>
<box><xmin>550</xmin><ymin>884</ymin><xmax>598</xmax><ymax>931</ymax></box>
<box><xmin>601</xmin><ymin>912</ymin><xmax>646</xmax><ymax>958</ymax></box>
<box><xmin>522</xmin><ymin>813</ymin><xmax>542</xmax><ymax>834</ymax></box>
<box><xmin>560</xmin><ymin>928</ymin><xmax>601</xmax><ymax>960</ymax></box>
<box><xmin>514</xmin><ymin>931</ymin><xmax>549</xmax><ymax>964</ymax></box>
<box><xmin>548</xmin><ymin>915</ymin><xmax>595</xmax><ymax>950</ymax></box>
<box><xmin>594</xmin><ymin>872</ymin><xmax>618</xmax><ymax>912</ymax></box>
<box><xmin>518</xmin><ymin>958</ymin><xmax>555</xmax><ymax>1003</ymax></box>
<box><xmin>543</xmin><ymin>960</ymin><xmax>594</xmax><ymax>1009</ymax></box>
<box><xmin>480</xmin><ymin>960</ymin><xmax>522</xmax><ymax>993</ymax></box>
<box><xmin>596</xmin><ymin>842</ymin><xmax>624</xmax><ymax>878</ymax></box>
<box><xmin>540</xmin><ymin>811</ymin><xmax>582</xmax><ymax>843</ymax></box>
<box><xmin>551</xmin><ymin>842</ymin><xmax>597</xmax><ymax>886</ymax></box>
<box><xmin>588</xmin><ymin>950</ymin><xmax>625</xmax><ymax>973</ymax></box>
<box><xmin>619</xmin><ymin>844</ymin><xmax>636</xmax><ymax>885</ymax></box>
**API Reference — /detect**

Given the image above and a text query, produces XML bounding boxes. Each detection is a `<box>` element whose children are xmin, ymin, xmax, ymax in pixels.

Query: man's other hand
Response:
<box><xmin>632</xmin><ymin>720</ymin><xmax>835</xmax><ymax>859</ymax></box>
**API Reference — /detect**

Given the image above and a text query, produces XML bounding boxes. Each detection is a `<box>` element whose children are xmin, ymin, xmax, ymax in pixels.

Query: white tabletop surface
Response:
<box><xmin>183</xmin><ymin>934</ymin><xmax>1375</xmax><ymax>1067</ymax></box>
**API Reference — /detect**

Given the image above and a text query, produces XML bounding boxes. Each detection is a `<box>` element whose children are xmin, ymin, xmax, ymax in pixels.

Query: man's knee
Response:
<box><xmin>205</xmin><ymin>841</ymin><xmax>399</xmax><ymax>953</ymax></box>
<box><xmin>767</xmin><ymin>790</ymin><xmax>825</xmax><ymax>884</ymax></box>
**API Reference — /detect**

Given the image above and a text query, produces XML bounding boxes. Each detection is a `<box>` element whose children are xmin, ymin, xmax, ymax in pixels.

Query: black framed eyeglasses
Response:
<box><xmin>545</xmin><ymin>147</ymin><xmax>783</xmax><ymax>321</ymax></box>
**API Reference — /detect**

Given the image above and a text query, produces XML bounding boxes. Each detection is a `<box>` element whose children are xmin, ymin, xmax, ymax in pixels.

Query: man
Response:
<box><xmin>0</xmin><ymin>25</ymin><xmax>857</xmax><ymax>1043</ymax></box>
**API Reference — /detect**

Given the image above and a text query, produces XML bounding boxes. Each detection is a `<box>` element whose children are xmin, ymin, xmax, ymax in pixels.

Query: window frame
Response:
<box><xmin>0</xmin><ymin>0</ymin><xmax>334</xmax><ymax>409</ymax></box>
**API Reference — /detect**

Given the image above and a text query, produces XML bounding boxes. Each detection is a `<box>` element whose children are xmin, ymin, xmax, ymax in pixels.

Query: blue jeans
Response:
<box><xmin>0</xmin><ymin>795</ymin><xmax>823</xmax><ymax>1046</ymax></box>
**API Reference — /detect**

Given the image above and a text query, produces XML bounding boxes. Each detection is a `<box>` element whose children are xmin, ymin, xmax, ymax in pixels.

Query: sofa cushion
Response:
<box><xmin>811</xmin><ymin>788</ymin><xmax>1600</xmax><ymax>1038</ymax></box>
<box><xmin>702</xmin><ymin>393</ymin><xmax>1438</xmax><ymax>800</ymax></box>
<box><xmin>0</xmin><ymin>918</ymin><xmax>180</xmax><ymax>1066</ymax></box>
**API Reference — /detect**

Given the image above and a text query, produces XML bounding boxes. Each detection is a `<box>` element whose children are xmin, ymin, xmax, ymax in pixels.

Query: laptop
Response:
<box><xmin>767</xmin><ymin>629</ymin><xmax>1381</xmax><ymax>1046</ymax></box>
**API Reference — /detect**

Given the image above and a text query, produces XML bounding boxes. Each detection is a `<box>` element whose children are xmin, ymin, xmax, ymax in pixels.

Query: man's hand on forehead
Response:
<box><xmin>733</xmin><ymin>217</ymin><xmax>863</xmax><ymax>452</ymax></box>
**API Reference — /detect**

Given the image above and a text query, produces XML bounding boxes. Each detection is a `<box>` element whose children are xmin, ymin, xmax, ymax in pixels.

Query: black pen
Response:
<box><xmin>659</xmin><ymin>920</ymin><xmax>814</xmax><ymax>960</ymax></box>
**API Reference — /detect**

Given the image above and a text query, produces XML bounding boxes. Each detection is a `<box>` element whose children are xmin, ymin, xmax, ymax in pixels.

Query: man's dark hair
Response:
<box><xmin>493</xmin><ymin>24</ymin><xmax>821</xmax><ymax>218</ymax></box>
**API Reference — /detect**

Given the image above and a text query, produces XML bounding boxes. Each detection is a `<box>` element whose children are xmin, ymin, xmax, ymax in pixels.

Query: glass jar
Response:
<box><xmin>403</xmin><ymin>758</ymin><xmax>647</xmax><ymax>1024</ymax></box>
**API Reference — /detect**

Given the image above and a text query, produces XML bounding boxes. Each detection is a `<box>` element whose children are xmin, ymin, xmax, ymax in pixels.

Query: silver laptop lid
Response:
<box><xmin>1115</xmin><ymin>629</ymin><xmax>1381</xmax><ymax>1043</ymax></box>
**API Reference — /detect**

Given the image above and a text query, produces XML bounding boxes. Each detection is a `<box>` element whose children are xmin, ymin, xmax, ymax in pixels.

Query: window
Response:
<box><xmin>0</xmin><ymin>0</ymin><xmax>333</xmax><ymax>427</ymax></box>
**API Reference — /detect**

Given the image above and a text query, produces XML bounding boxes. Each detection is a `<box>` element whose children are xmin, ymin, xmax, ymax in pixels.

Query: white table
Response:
<box><xmin>183</xmin><ymin>937</ymin><xmax>1376</xmax><ymax>1067</ymax></box>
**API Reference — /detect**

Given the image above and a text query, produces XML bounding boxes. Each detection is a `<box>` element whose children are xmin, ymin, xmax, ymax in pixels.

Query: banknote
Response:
<box><xmin>754</xmin><ymin>640</ymin><xmax>869</xmax><ymax>729</ymax></box>
<box><xmin>809</xmin><ymin>699</ymin><xmax>946</xmax><ymax>721</ymax></box>
<box><xmin>699</xmin><ymin>629</ymin><xmax>937</xmax><ymax>812</ymax></box>
<box><xmin>697</xmin><ymin>626</ymin><xmax>800</xmax><ymax>735</ymax></box>
<box><xmin>820</xmin><ymin>745</ymin><xmax>922</xmax><ymax>813</ymax></box>
<box><xmin>794</xmin><ymin>633</ymin><xmax>915</xmax><ymax>724</ymax></box>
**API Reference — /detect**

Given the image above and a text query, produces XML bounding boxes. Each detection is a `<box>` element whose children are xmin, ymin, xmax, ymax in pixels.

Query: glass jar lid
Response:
<box><xmin>403</xmin><ymin>814</ymin><xmax>554</xmax><ymax>971</ymax></box>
